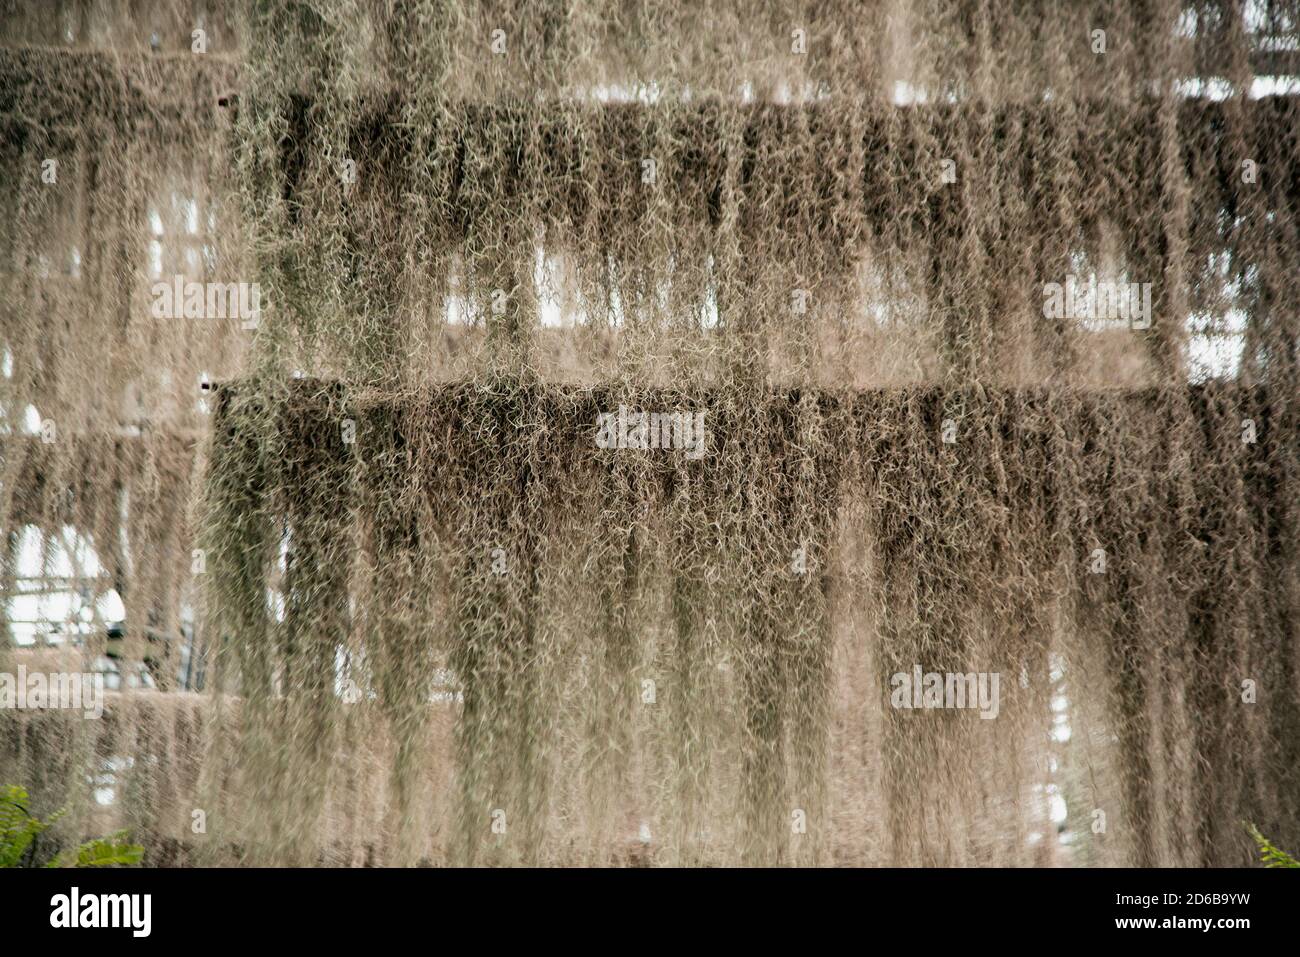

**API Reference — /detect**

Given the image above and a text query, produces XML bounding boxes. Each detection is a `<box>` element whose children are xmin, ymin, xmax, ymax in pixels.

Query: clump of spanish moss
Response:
<box><xmin>1</xmin><ymin>0</ymin><xmax>1298</xmax><ymax>866</ymax></box>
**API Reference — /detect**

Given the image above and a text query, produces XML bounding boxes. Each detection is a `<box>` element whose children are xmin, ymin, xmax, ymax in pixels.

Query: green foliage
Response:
<box><xmin>48</xmin><ymin>832</ymin><xmax>145</xmax><ymax>869</ymax></box>
<box><xmin>1246</xmin><ymin>823</ymin><xmax>1300</xmax><ymax>868</ymax></box>
<box><xmin>0</xmin><ymin>785</ymin><xmax>54</xmax><ymax>868</ymax></box>
<box><xmin>0</xmin><ymin>786</ymin><xmax>143</xmax><ymax>869</ymax></box>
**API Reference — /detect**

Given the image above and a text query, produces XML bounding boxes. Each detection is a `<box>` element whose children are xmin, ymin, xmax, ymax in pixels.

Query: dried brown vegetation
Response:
<box><xmin>1</xmin><ymin>0</ymin><xmax>1298</xmax><ymax>866</ymax></box>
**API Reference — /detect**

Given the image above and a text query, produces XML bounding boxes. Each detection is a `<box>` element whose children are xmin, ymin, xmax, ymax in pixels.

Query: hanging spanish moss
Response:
<box><xmin>1</xmin><ymin>0</ymin><xmax>1297</xmax><ymax>867</ymax></box>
